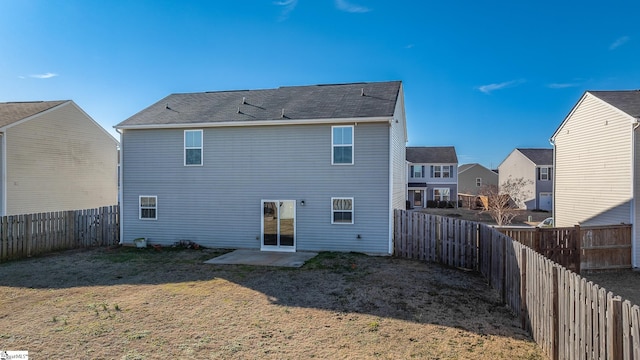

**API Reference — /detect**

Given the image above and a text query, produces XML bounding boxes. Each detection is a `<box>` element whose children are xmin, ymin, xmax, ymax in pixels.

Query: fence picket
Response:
<box><xmin>393</xmin><ymin>210</ymin><xmax>640</xmax><ymax>360</ymax></box>
<box><xmin>0</xmin><ymin>206</ymin><xmax>119</xmax><ymax>262</ymax></box>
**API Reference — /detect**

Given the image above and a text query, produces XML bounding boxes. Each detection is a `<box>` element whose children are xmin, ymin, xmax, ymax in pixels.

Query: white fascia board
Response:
<box><xmin>68</xmin><ymin>101</ymin><xmax>120</xmax><ymax>145</ymax></box>
<box><xmin>114</xmin><ymin>116</ymin><xmax>393</xmax><ymax>130</ymax></box>
<box><xmin>551</xmin><ymin>92</ymin><xmax>639</xmax><ymax>142</ymax></box>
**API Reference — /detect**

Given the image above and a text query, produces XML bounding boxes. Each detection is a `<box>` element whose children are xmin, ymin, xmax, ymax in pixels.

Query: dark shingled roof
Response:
<box><xmin>116</xmin><ymin>81</ymin><xmax>402</xmax><ymax>127</ymax></box>
<box><xmin>517</xmin><ymin>148</ymin><xmax>553</xmax><ymax>165</ymax></box>
<box><xmin>406</xmin><ymin>146</ymin><xmax>458</xmax><ymax>164</ymax></box>
<box><xmin>589</xmin><ymin>90</ymin><xmax>640</xmax><ymax>118</ymax></box>
<box><xmin>0</xmin><ymin>100</ymin><xmax>67</xmax><ymax>128</ymax></box>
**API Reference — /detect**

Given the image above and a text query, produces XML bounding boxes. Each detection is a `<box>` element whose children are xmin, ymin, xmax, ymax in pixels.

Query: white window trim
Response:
<box><xmin>540</xmin><ymin>167</ymin><xmax>549</xmax><ymax>181</ymax></box>
<box><xmin>433</xmin><ymin>188</ymin><xmax>451</xmax><ymax>202</ymax></box>
<box><xmin>476</xmin><ymin>177</ymin><xmax>482</xmax><ymax>187</ymax></box>
<box><xmin>184</xmin><ymin>129</ymin><xmax>203</xmax><ymax>166</ymax></box>
<box><xmin>331</xmin><ymin>197</ymin><xmax>354</xmax><ymax>224</ymax></box>
<box><xmin>139</xmin><ymin>195</ymin><xmax>157</xmax><ymax>220</ymax></box>
<box><xmin>431</xmin><ymin>165</ymin><xmax>454</xmax><ymax>179</ymax></box>
<box><xmin>331</xmin><ymin>125</ymin><xmax>354</xmax><ymax>165</ymax></box>
<box><xmin>412</xmin><ymin>165</ymin><xmax>424</xmax><ymax>178</ymax></box>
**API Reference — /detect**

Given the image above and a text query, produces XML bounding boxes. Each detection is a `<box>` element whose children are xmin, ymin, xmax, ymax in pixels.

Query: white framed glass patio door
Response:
<box><xmin>261</xmin><ymin>200</ymin><xmax>296</xmax><ymax>252</ymax></box>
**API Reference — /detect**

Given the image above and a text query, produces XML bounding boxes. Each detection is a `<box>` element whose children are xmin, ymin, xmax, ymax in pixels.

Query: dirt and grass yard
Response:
<box><xmin>419</xmin><ymin>207</ymin><xmax>640</xmax><ymax>307</ymax></box>
<box><xmin>0</xmin><ymin>247</ymin><xmax>544</xmax><ymax>359</ymax></box>
<box><xmin>418</xmin><ymin>207</ymin><xmax>551</xmax><ymax>227</ymax></box>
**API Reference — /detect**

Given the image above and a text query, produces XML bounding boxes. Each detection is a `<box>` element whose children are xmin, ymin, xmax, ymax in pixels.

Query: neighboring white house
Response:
<box><xmin>498</xmin><ymin>148</ymin><xmax>553</xmax><ymax>211</ymax></box>
<box><xmin>406</xmin><ymin>146</ymin><xmax>458</xmax><ymax>208</ymax></box>
<box><xmin>551</xmin><ymin>90</ymin><xmax>640</xmax><ymax>267</ymax></box>
<box><xmin>0</xmin><ymin>100</ymin><xmax>119</xmax><ymax>215</ymax></box>
<box><xmin>115</xmin><ymin>81</ymin><xmax>407</xmax><ymax>255</ymax></box>
<box><xmin>458</xmin><ymin>163</ymin><xmax>498</xmax><ymax>195</ymax></box>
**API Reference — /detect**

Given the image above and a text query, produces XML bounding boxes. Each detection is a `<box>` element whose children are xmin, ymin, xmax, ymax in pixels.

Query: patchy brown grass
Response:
<box><xmin>583</xmin><ymin>269</ymin><xmax>640</xmax><ymax>307</ymax></box>
<box><xmin>0</xmin><ymin>247</ymin><xmax>543</xmax><ymax>359</ymax></box>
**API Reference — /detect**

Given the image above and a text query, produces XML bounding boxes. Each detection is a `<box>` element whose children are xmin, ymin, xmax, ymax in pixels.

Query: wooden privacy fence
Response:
<box><xmin>0</xmin><ymin>205</ymin><xmax>119</xmax><ymax>262</ymax></box>
<box><xmin>394</xmin><ymin>209</ymin><xmax>640</xmax><ymax>360</ymax></box>
<box><xmin>497</xmin><ymin>224</ymin><xmax>632</xmax><ymax>273</ymax></box>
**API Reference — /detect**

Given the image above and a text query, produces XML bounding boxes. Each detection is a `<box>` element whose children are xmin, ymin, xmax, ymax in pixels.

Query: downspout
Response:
<box><xmin>117</xmin><ymin>128</ymin><xmax>124</xmax><ymax>245</ymax></box>
<box><xmin>632</xmin><ymin>120</ymin><xmax>640</xmax><ymax>268</ymax></box>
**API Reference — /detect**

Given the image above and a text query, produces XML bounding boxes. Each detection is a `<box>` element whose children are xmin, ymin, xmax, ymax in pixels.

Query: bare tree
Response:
<box><xmin>479</xmin><ymin>177</ymin><xmax>532</xmax><ymax>226</ymax></box>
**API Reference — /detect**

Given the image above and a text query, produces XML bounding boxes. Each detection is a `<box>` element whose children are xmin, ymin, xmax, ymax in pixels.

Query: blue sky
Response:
<box><xmin>1</xmin><ymin>0</ymin><xmax>639</xmax><ymax>168</ymax></box>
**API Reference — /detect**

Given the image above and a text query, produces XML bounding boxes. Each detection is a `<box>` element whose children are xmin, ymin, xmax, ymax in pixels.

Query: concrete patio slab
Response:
<box><xmin>204</xmin><ymin>249</ymin><xmax>318</xmax><ymax>268</ymax></box>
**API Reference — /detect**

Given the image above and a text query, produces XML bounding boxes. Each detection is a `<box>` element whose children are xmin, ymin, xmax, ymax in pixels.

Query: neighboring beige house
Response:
<box><xmin>497</xmin><ymin>148</ymin><xmax>553</xmax><ymax>211</ymax></box>
<box><xmin>458</xmin><ymin>163</ymin><xmax>498</xmax><ymax>195</ymax></box>
<box><xmin>0</xmin><ymin>100</ymin><xmax>118</xmax><ymax>215</ymax></box>
<box><xmin>551</xmin><ymin>90</ymin><xmax>640</xmax><ymax>267</ymax></box>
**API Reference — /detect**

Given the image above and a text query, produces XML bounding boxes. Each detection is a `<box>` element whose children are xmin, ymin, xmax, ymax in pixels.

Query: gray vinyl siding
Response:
<box><xmin>458</xmin><ymin>165</ymin><xmax>498</xmax><ymax>195</ymax></box>
<box><xmin>554</xmin><ymin>93</ymin><xmax>633</xmax><ymax>228</ymax></box>
<box><xmin>122</xmin><ymin>122</ymin><xmax>392</xmax><ymax>254</ymax></box>
<box><xmin>535</xmin><ymin>170</ymin><xmax>553</xmax><ymax>209</ymax></box>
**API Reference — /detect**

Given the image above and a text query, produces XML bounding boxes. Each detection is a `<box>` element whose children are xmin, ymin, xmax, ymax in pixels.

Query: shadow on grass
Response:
<box><xmin>0</xmin><ymin>246</ymin><xmax>531</xmax><ymax>342</ymax></box>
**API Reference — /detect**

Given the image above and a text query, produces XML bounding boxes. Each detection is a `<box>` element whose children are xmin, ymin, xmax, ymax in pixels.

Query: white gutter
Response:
<box><xmin>115</xmin><ymin>116</ymin><xmax>393</xmax><ymax>130</ymax></box>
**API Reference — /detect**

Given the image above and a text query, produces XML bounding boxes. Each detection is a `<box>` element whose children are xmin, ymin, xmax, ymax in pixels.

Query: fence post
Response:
<box><xmin>551</xmin><ymin>265</ymin><xmax>559</xmax><ymax>360</ymax></box>
<box><xmin>25</xmin><ymin>214</ymin><xmax>32</xmax><ymax>257</ymax></box>
<box><xmin>436</xmin><ymin>216</ymin><xmax>442</xmax><ymax>263</ymax></box>
<box><xmin>66</xmin><ymin>210</ymin><xmax>74</xmax><ymax>248</ymax></box>
<box><xmin>501</xmin><ymin>234</ymin><xmax>507</xmax><ymax>302</ymax></box>
<box><xmin>393</xmin><ymin>209</ymin><xmax>399</xmax><ymax>255</ymax></box>
<box><xmin>574</xmin><ymin>225</ymin><xmax>581</xmax><ymax>274</ymax></box>
<box><xmin>608</xmin><ymin>294</ymin><xmax>623</xmax><ymax>359</ymax></box>
<box><xmin>521</xmin><ymin>248</ymin><xmax>528</xmax><ymax>331</ymax></box>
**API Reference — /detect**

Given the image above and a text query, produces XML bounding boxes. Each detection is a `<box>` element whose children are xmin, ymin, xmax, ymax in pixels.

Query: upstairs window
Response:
<box><xmin>411</xmin><ymin>165</ymin><xmax>425</xmax><ymax>178</ymax></box>
<box><xmin>332</xmin><ymin>197</ymin><xmax>353</xmax><ymax>224</ymax></box>
<box><xmin>332</xmin><ymin>126</ymin><xmax>353</xmax><ymax>165</ymax></box>
<box><xmin>184</xmin><ymin>130</ymin><xmax>203</xmax><ymax>166</ymax></box>
<box><xmin>431</xmin><ymin>165</ymin><xmax>454</xmax><ymax>178</ymax></box>
<box><xmin>538</xmin><ymin>167</ymin><xmax>552</xmax><ymax>181</ymax></box>
<box><xmin>476</xmin><ymin>178</ymin><xmax>482</xmax><ymax>187</ymax></box>
<box><xmin>139</xmin><ymin>196</ymin><xmax>157</xmax><ymax>220</ymax></box>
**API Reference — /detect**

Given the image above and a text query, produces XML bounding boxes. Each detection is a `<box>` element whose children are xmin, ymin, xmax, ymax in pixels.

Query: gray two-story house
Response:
<box><xmin>406</xmin><ymin>146</ymin><xmax>458</xmax><ymax>208</ymax></box>
<box><xmin>498</xmin><ymin>148</ymin><xmax>553</xmax><ymax>211</ymax></box>
<box><xmin>115</xmin><ymin>81</ymin><xmax>407</xmax><ymax>255</ymax></box>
